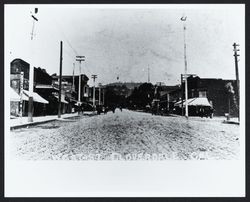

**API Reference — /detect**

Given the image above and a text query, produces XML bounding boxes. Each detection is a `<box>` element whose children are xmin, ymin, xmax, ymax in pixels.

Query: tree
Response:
<box><xmin>127</xmin><ymin>83</ymin><xmax>154</xmax><ymax>109</ymax></box>
<box><xmin>225</xmin><ymin>82</ymin><xmax>238</xmax><ymax>117</ymax></box>
<box><xmin>104</xmin><ymin>85</ymin><xmax>128</xmax><ymax>108</ymax></box>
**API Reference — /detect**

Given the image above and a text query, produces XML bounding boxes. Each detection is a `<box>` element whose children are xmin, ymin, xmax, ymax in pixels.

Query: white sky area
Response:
<box><xmin>5</xmin><ymin>4</ymin><xmax>245</xmax><ymax>86</ymax></box>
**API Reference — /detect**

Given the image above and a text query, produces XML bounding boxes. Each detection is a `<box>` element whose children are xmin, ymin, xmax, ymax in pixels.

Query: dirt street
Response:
<box><xmin>9</xmin><ymin>109</ymin><xmax>240</xmax><ymax>160</ymax></box>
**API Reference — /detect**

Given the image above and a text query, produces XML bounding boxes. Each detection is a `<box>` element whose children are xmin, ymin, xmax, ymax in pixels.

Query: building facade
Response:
<box><xmin>51</xmin><ymin>74</ymin><xmax>89</xmax><ymax>112</ymax></box>
<box><xmin>180</xmin><ymin>76</ymin><xmax>238</xmax><ymax>116</ymax></box>
<box><xmin>10</xmin><ymin>59</ymin><xmax>53</xmax><ymax>116</ymax></box>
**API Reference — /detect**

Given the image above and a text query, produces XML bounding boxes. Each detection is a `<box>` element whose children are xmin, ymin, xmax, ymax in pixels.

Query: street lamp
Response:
<box><xmin>181</xmin><ymin>15</ymin><xmax>189</xmax><ymax>118</ymax></box>
<box><xmin>28</xmin><ymin>8</ymin><xmax>38</xmax><ymax>122</ymax></box>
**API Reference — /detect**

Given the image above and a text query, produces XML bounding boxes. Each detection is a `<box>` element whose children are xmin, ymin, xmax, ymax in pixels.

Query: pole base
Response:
<box><xmin>28</xmin><ymin>96</ymin><xmax>34</xmax><ymax>122</ymax></box>
<box><xmin>28</xmin><ymin>115</ymin><xmax>33</xmax><ymax>122</ymax></box>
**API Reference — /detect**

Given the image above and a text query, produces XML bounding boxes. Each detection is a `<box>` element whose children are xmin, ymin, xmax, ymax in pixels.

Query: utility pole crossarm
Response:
<box><xmin>76</xmin><ymin>56</ymin><xmax>85</xmax><ymax>62</ymax></box>
<box><xmin>91</xmin><ymin>74</ymin><xmax>97</xmax><ymax>81</ymax></box>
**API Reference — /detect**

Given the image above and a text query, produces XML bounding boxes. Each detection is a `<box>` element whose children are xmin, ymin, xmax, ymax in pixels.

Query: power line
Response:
<box><xmin>53</xmin><ymin>17</ymin><xmax>79</xmax><ymax>56</ymax></box>
<box><xmin>83</xmin><ymin>60</ymin><xmax>91</xmax><ymax>74</ymax></box>
<box><xmin>41</xmin><ymin>13</ymin><xmax>91</xmax><ymax>78</ymax></box>
<box><xmin>43</xmin><ymin>17</ymin><xmax>77</xmax><ymax>65</ymax></box>
<box><xmin>50</xmin><ymin>17</ymin><xmax>90</xmax><ymax>77</ymax></box>
<box><xmin>52</xmin><ymin>17</ymin><xmax>96</xmax><ymax>80</ymax></box>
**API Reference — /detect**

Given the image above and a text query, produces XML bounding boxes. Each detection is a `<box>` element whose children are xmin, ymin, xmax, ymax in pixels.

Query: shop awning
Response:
<box><xmin>22</xmin><ymin>90</ymin><xmax>49</xmax><ymax>104</ymax></box>
<box><xmin>35</xmin><ymin>84</ymin><xmax>59</xmax><ymax>91</ymax></box>
<box><xmin>10</xmin><ymin>87</ymin><xmax>20</xmax><ymax>101</ymax></box>
<box><xmin>174</xmin><ymin>97</ymin><xmax>211</xmax><ymax>107</ymax></box>
<box><xmin>189</xmin><ymin>97</ymin><xmax>211</xmax><ymax>107</ymax></box>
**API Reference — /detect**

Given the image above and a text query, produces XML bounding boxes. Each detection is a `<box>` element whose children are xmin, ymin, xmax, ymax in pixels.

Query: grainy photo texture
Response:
<box><xmin>6</xmin><ymin>5</ymin><xmax>244</xmax><ymax>161</ymax></box>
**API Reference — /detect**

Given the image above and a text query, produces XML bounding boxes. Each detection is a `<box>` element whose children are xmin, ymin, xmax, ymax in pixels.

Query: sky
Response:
<box><xmin>5</xmin><ymin>4</ymin><xmax>245</xmax><ymax>86</ymax></box>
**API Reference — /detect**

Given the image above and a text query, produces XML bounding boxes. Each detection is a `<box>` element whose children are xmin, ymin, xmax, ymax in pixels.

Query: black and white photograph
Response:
<box><xmin>4</xmin><ymin>4</ymin><xmax>245</xmax><ymax>197</ymax></box>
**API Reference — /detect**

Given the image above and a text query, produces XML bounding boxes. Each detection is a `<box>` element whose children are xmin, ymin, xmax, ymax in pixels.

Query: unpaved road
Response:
<box><xmin>9</xmin><ymin>109</ymin><xmax>240</xmax><ymax>160</ymax></box>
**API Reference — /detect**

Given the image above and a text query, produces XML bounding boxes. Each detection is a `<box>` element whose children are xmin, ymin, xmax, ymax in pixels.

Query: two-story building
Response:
<box><xmin>10</xmin><ymin>58</ymin><xmax>50</xmax><ymax>117</ymax></box>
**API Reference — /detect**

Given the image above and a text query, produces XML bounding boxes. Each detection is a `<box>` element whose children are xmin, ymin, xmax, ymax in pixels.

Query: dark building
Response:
<box><xmin>10</xmin><ymin>59</ymin><xmax>51</xmax><ymax>117</ymax></box>
<box><xmin>34</xmin><ymin>67</ymin><xmax>52</xmax><ymax>86</ymax></box>
<box><xmin>180</xmin><ymin>76</ymin><xmax>238</xmax><ymax>116</ymax></box>
<box><xmin>11</xmin><ymin>58</ymin><xmax>30</xmax><ymax>80</ymax></box>
<box><xmin>10</xmin><ymin>58</ymin><xmax>30</xmax><ymax>94</ymax></box>
<box><xmin>158</xmin><ymin>85</ymin><xmax>182</xmax><ymax>113</ymax></box>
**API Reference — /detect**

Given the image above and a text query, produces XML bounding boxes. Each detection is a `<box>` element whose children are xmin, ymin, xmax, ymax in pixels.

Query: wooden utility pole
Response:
<box><xmin>72</xmin><ymin>63</ymin><xmax>75</xmax><ymax>92</ymax></box>
<box><xmin>20</xmin><ymin>72</ymin><xmax>24</xmax><ymax>118</ymax></box>
<box><xmin>92</xmin><ymin>75</ymin><xmax>97</xmax><ymax>109</ymax></box>
<box><xmin>233</xmin><ymin>43</ymin><xmax>240</xmax><ymax>117</ymax></box>
<box><xmin>98</xmin><ymin>83</ymin><xmax>102</xmax><ymax>105</ymax></box>
<box><xmin>76</xmin><ymin>56</ymin><xmax>85</xmax><ymax>102</ymax></box>
<box><xmin>58</xmin><ymin>41</ymin><xmax>63</xmax><ymax>118</ymax></box>
<box><xmin>28</xmin><ymin>8</ymin><xmax>39</xmax><ymax>122</ymax></box>
<box><xmin>181</xmin><ymin>73</ymin><xmax>196</xmax><ymax>117</ymax></box>
<box><xmin>167</xmin><ymin>93</ymin><xmax>170</xmax><ymax>112</ymax></box>
<box><xmin>103</xmin><ymin>87</ymin><xmax>105</xmax><ymax>106</ymax></box>
<box><xmin>181</xmin><ymin>15</ymin><xmax>188</xmax><ymax>118</ymax></box>
<box><xmin>233</xmin><ymin>43</ymin><xmax>240</xmax><ymax>92</ymax></box>
<box><xmin>181</xmin><ymin>74</ymin><xmax>184</xmax><ymax>116</ymax></box>
<box><xmin>76</xmin><ymin>56</ymin><xmax>85</xmax><ymax>114</ymax></box>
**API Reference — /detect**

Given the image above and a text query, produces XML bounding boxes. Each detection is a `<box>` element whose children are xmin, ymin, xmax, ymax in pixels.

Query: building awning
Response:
<box><xmin>22</xmin><ymin>90</ymin><xmax>49</xmax><ymax>104</ymax></box>
<box><xmin>36</xmin><ymin>84</ymin><xmax>58</xmax><ymax>90</ymax></box>
<box><xmin>174</xmin><ymin>99</ymin><xmax>194</xmax><ymax>107</ymax></box>
<box><xmin>189</xmin><ymin>97</ymin><xmax>212</xmax><ymax>107</ymax></box>
<box><xmin>10</xmin><ymin>87</ymin><xmax>20</xmax><ymax>101</ymax></box>
<box><xmin>35</xmin><ymin>84</ymin><xmax>59</xmax><ymax>92</ymax></box>
<box><xmin>174</xmin><ymin>97</ymin><xmax>211</xmax><ymax>107</ymax></box>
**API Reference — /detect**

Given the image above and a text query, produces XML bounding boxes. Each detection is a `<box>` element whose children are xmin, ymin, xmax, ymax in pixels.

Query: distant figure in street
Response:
<box><xmin>96</xmin><ymin>105</ymin><xmax>102</xmax><ymax>115</ymax></box>
<box><xmin>204</xmin><ymin>107</ymin><xmax>209</xmax><ymax>118</ymax></box>
<box><xmin>104</xmin><ymin>106</ymin><xmax>108</xmax><ymax>114</ymax></box>
<box><xmin>112</xmin><ymin>106</ymin><xmax>116</xmax><ymax>113</ymax></box>
<box><xmin>199</xmin><ymin>107</ymin><xmax>205</xmax><ymax>118</ymax></box>
<box><xmin>81</xmin><ymin>104</ymin><xmax>84</xmax><ymax>114</ymax></box>
<box><xmin>209</xmin><ymin>107</ymin><xmax>214</xmax><ymax>119</ymax></box>
<box><xmin>119</xmin><ymin>106</ymin><xmax>122</xmax><ymax>112</ymax></box>
<box><xmin>151</xmin><ymin>106</ymin><xmax>157</xmax><ymax>115</ymax></box>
